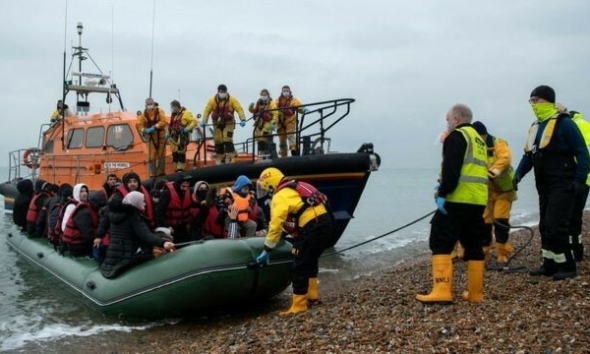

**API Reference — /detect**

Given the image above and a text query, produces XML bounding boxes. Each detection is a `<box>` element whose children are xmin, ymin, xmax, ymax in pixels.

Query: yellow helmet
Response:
<box><xmin>258</xmin><ymin>167</ymin><xmax>284</xmax><ymax>192</ymax></box>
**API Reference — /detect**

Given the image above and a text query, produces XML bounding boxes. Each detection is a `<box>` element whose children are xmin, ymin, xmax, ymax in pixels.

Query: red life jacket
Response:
<box><xmin>254</xmin><ymin>101</ymin><xmax>273</xmax><ymax>122</ymax></box>
<box><xmin>277</xmin><ymin>97</ymin><xmax>294</xmax><ymax>116</ymax></box>
<box><xmin>26</xmin><ymin>192</ymin><xmax>51</xmax><ymax>223</ymax></box>
<box><xmin>203</xmin><ymin>205</ymin><xmax>224</xmax><ymax>238</ymax></box>
<box><xmin>116</xmin><ymin>184</ymin><xmax>155</xmax><ymax>224</ymax></box>
<box><xmin>169</xmin><ymin>108</ymin><xmax>185</xmax><ymax>132</ymax></box>
<box><xmin>211</xmin><ymin>96</ymin><xmax>234</xmax><ymax>121</ymax></box>
<box><xmin>248</xmin><ymin>202</ymin><xmax>259</xmax><ymax>223</ymax></box>
<box><xmin>62</xmin><ymin>202</ymin><xmax>98</xmax><ymax>245</ymax></box>
<box><xmin>163</xmin><ymin>182</ymin><xmax>192</xmax><ymax>227</ymax></box>
<box><xmin>275</xmin><ymin>179</ymin><xmax>329</xmax><ymax>236</ymax></box>
<box><xmin>143</xmin><ymin>108</ymin><xmax>160</xmax><ymax>128</ymax></box>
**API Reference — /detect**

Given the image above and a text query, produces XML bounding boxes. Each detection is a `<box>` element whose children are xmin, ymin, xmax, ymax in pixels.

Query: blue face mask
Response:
<box><xmin>218</xmin><ymin>93</ymin><xmax>227</xmax><ymax>99</ymax></box>
<box><xmin>260</xmin><ymin>95</ymin><xmax>268</xmax><ymax>102</ymax></box>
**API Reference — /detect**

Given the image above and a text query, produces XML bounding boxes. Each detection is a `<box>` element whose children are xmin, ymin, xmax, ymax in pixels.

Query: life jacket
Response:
<box><xmin>254</xmin><ymin>101</ymin><xmax>273</xmax><ymax>123</ymax></box>
<box><xmin>248</xmin><ymin>202</ymin><xmax>259</xmax><ymax>223</ymax></box>
<box><xmin>143</xmin><ymin>108</ymin><xmax>161</xmax><ymax>128</ymax></box>
<box><xmin>230</xmin><ymin>191</ymin><xmax>251</xmax><ymax>222</ymax></box>
<box><xmin>203</xmin><ymin>205</ymin><xmax>224</xmax><ymax>238</ymax></box>
<box><xmin>47</xmin><ymin>201</ymin><xmax>66</xmax><ymax>243</ymax></box>
<box><xmin>163</xmin><ymin>181</ymin><xmax>192</xmax><ymax>227</ymax></box>
<box><xmin>524</xmin><ymin>114</ymin><xmax>561</xmax><ymax>153</ymax></box>
<box><xmin>277</xmin><ymin>96</ymin><xmax>294</xmax><ymax>117</ymax></box>
<box><xmin>211</xmin><ymin>96</ymin><xmax>234</xmax><ymax>121</ymax></box>
<box><xmin>275</xmin><ymin>179</ymin><xmax>329</xmax><ymax>235</ymax></box>
<box><xmin>169</xmin><ymin>108</ymin><xmax>185</xmax><ymax>132</ymax></box>
<box><xmin>62</xmin><ymin>202</ymin><xmax>98</xmax><ymax>245</ymax></box>
<box><xmin>26</xmin><ymin>192</ymin><xmax>51</xmax><ymax>223</ymax></box>
<box><xmin>116</xmin><ymin>184</ymin><xmax>155</xmax><ymax>223</ymax></box>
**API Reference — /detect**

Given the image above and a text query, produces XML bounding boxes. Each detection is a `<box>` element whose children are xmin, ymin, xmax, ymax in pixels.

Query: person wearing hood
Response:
<box><xmin>156</xmin><ymin>173</ymin><xmax>193</xmax><ymax>242</ymax></box>
<box><xmin>47</xmin><ymin>183</ymin><xmax>73</xmax><ymax>247</ymax></box>
<box><xmin>188</xmin><ymin>181</ymin><xmax>210</xmax><ymax>239</ymax></box>
<box><xmin>13</xmin><ymin>179</ymin><xmax>34</xmax><ymax>231</ymax></box>
<box><xmin>515</xmin><ymin>87</ymin><xmax>589</xmax><ymax>281</ymax></box>
<box><xmin>26</xmin><ymin>180</ymin><xmax>52</xmax><ymax>236</ymax></box>
<box><xmin>60</xmin><ymin>183</ymin><xmax>101</xmax><ymax>257</ymax></box>
<box><xmin>110</xmin><ymin>171</ymin><xmax>154</xmax><ymax>226</ymax></box>
<box><xmin>222</xmin><ymin>175</ymin><xmax>257</xmax><ymax>238</ymax></box>
<box><xmin>101</xmin><ymin>191</ymin><xmax>176</xmax><ymax>279</ymax></box>
<box><xmin>35</xmin><ymin>183</ymin><xmax>59</xmax><ymax>239</ymax></box>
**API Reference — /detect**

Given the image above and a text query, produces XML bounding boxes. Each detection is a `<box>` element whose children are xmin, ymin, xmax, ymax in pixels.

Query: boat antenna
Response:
<box><xmin>148</xmin><ymin>0</ymin><xmax>156</xmax><ymax>98</ymax></box>
<box><xmin>61</xmin><ymin>0</ymin><xmax>69</xmax><ymax>150</ymax></box>
<box><xmin>109</xmin><ymin>4</ymin><xmax>114</xmax><ymax>114</ymax></box>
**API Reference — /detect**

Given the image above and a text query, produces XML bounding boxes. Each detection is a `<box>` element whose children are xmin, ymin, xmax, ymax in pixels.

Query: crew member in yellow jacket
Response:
<box><xmin>200</xmin><ymin>84</ymin><xmax>246</xmax><ymax>164</ymax></box>
<box><xmin>137</xmin><ymin>98</ymin><xmax>168</xmax><ymax>177</ymax></box>
<box><xmin>50</xmin><ymin>99</ymin><xmax>73</xmax><ymax>123</ymax></box>
<box><xmin>472</xmin><ymin>121</ymin><xmax>517</xmax><ymax>264</ymax></box>
<box><xmin>168</xmin><ymin>100</ymin><xmax>197</xmax><ymax>172</ymax></box>
<box><xmin>275</xmin><ymin>85</ymin><xmax>309</xmax><ymax>157</ymax></box>
<box><xmin>557</xmin><ymin>103</ymin><xmax>590</xmax><ymax>262</ymax></box>
<box><xmin>248</xmin><ymin>88</ymin><xmax>278</xmax><ymax>156</ymax></box>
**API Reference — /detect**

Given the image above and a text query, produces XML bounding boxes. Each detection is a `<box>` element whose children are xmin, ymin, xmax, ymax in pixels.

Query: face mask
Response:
<box><xmin>196</xmin><ymin>190</ymin><xmax>207</xmax><ymax>200</ymax></box>
<box><xmin>171</xmin><ymin>108</ymin><xmax>177</xmax><ymax>114</ymax></box>
<box><xmin>146</xmin><ymin>105</ymin><xmax>154</xmax><ymax>110</ymax></box>
<box><xmin>260</xmin><ymin>95</ymin><xmax>268</xmax><ymax>102</ymax></box>
<box><xmin>531</xmin><ymin>102</ymin><xmax>557</xmax><ymax>122</ymax></box>
<box><xmin>282</xmin><ymin>91</ymin><xmax>290</xmax><ymax>97</ymax></box>
<box><xmin>218</xmin><ymin>93</ymin><xmax>227</xmax><ymax>99</ymax></box>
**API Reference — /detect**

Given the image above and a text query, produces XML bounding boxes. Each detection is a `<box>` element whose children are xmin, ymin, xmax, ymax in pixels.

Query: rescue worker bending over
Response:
<box><xmin>168</xmin><ymin>100</ymin><xmax>198</xmax><ymax>172</ymax></box>
<box><xmin>255</xmin><ymin>167</ymin><xmax>335</xmax><ymax>315</ymax></box>
<box><xmin>472</xmin><ymin>121</ymin><xmax>517</xmax><ymax>264</ymax></box>
<box><xmin>200</xmin><ymin>84</ymin><xmax>247</xmax><ymax>164</ymax></box>
<box><xmin>155</xmin><ymin>173</ymin><xmax>193</xmax><ymax>243</ymax></box>
<box><xmin>137</xmin><ymin>98</ymin><xmax>168</xmax><ymax>177</ymax></box>
<box><xmin>275</xmin><ymin>85</ymin><xmax>309</xmax><ymax>157</ymax></box>
<box><xmin>249</xmin><ymin>89</ymin><xmax>278</xmax><ymax>156</ymax></box>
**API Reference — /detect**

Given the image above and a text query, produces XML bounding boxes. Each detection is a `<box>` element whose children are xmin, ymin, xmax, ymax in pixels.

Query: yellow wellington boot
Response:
<box><xmin>279</xmin><ymin>294</ymin><xmax>308</xmax><ymax>316</ymax></box>
<box><xmin>415</xmin><ymin>255</ymin><xmax>453</xmax><ymax>304</ymax></box>
<box><xmin>495</xmin><ymin>242</ymin><xmax>513</xmax><ymax>264</ymax></box>
<box><xmin>461</xmin><ymin>260</ymin><xmax>485</xmax><ymax>302</ymax></box>
<box><xmin>308</xmin><ymin>278</ymin><xmax>320</xmax><ymax>304</ymax></box>
<box><xmin>483</xmin><ymin>246</ymin><xmax>491</xmax><ymax>262</ymax></box>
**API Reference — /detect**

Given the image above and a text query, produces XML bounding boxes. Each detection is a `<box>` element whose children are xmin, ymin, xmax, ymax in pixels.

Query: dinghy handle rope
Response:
<box><xmin>321</xmin><ymin>210</ymin><xmax>436</xmax><ymax>258</ymax></box>
<box><xmin>492</xmin><ymin>219</ymin><xmax>535</xmax><ymax>267</ymax></box>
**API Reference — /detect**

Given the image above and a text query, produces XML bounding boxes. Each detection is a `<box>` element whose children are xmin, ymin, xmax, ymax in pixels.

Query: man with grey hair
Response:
<box><xmin>416</xmin><ymin>103</ymin><xmax>489</xmax><ymax>304</ymax></box>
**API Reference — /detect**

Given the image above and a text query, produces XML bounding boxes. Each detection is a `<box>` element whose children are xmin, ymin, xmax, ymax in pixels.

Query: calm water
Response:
<box><xmin>0</xmin><ymin>166</ymin><xmax>544</xmax><ymax>352</ymax></box>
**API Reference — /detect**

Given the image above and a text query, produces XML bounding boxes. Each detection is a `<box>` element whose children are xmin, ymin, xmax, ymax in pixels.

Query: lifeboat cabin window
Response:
<box><xmin>86</xmin><ymin>126</ymin><xmax>105</xmax><ymax>148</ymax></box>
<box><xmin>107</xmin><ymin>124</ymin><xmax>133</xmax><ymax>150</ymax></box>
<box><xmin>43</xmin><ymin>139</ymin><xmax>54</xmax><ymax>154</ymax></box>
<box><xmin>66</xmin><ymin>128</ymin><xmax>84</xmax><ymax>149</ymax></box>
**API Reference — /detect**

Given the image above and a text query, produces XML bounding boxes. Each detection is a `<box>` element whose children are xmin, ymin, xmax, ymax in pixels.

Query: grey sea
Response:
<box><xmin>0</xmin><ymin>166</ymin><xmax>547</xmax><ymax>352</ymax></box>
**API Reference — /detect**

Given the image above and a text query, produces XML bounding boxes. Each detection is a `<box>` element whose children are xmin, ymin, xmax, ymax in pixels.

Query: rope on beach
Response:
<box><xmin>321</xmin><ymin>210</ymin><xmax>436</xmax><ymax>258</ymax></box>
<box><xmin>493</xmin><ymin>219</ymin><xmax>535</xmax><ymax>268</ymax></box>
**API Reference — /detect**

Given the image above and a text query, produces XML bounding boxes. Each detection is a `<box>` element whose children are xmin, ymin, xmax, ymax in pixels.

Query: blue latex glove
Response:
<box><xmin>256</xmin><ymin>250</ymin><xmax>270</xmax><ymax>264</ymax></box>
<box><xmin>435</xmin><ymin>197</ymin><xmax>447</xmax><ymax>215</ymax></box>
<box><xmin>182</xmin><ymin>127</ymin><xmax>189</xmax><ymax>134</ymax></box>
<box><xmin>303</xmin><ymin>108</ymin><xmax>310</xmax><ymax>114</ymax></box>
<box><xmin>144</xmin><ymin>127</ymin><xmax>155</xmax><ymax>134</ymax></box>
<box><xmin>239</xmin><ymin>120</ymin><xmax>246</xmax><ymax>128</ymax></box>
<box><xmin>249</xmin><ymin>102</ymin><xmax>255</xmax><ymax>109</ymax></box>
<box><xmin>269</xmin><ymin>123</ymin><xmax>276</xmax><ymax>132</ymax></box>
<box><xmin>165</xmin><ymin>134</ymin><xmax>170</xmax><ymax>140</ymax></box>
<box><xmin>199</xmin><ymin>122</ymin><xmax>206</xmax><ymax>129</ymax></box>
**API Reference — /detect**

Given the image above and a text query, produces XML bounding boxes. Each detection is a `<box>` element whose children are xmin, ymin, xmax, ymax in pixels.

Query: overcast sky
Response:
<box><xmin>1</xmin><ymin>0</ymin><xmax>589</xmax><ymax>170</ymax></box>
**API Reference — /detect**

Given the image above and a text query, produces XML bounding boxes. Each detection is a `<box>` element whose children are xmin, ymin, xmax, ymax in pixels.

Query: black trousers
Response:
<box><xmin>429</xmin><ymin>202</ymin><xmax>486</xmax><ymax>260</ymax></box>
<box><xmin>291</xmin><ymin>213</ymin><xmax>334</xmax><ymax>295</ymax></box>
<box><xmin>569</xmin><ymin>184</ymin><xmax>589</xmax><ymax>240</ymax></box>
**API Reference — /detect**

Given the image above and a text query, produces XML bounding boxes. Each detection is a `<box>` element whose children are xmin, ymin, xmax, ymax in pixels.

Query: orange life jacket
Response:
<box><xmin>26</xmin><ymin>192</ymin><xmax>51</xmax><ymax>223</ymax></box>
<box><xmin>230</xmin><ymin>191</ymin><xmax>251</xmax><ymax>223</ymax></box>
<box><xmin>211</xmin><ymin>96</ymin><xmax>234</xmax><ymax>121</ymax></box>
<box><xmin>62</xmin><ymin>202</ymin><xmax>98</xmax><ymax>245</ymax></box>
<box><xmin>163</xmin><ymin>182</ymin><xmax>192</xmax><ymax>227</ymax></box>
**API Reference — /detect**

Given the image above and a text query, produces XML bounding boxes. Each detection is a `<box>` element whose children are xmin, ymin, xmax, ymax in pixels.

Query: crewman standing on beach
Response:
<box><xmin>514</xmin><ymin>86</ymin><xmax>589</xmax><ymax>280</ymax></box>
<box><xmin>416</xmin><ymin>104</ymin><xmax>488</xmax><ymax>304</ymax></box>
<box><xmin>472</xmin><ymin>121</ymin><xmax>517</xmax><ymax>264</ymax></box>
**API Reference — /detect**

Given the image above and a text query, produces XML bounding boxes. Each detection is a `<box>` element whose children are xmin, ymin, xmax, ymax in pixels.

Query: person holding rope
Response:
<box><xmin>472</xmin><ymin>121</ymin><xmax>517</xmax><ymax>265</ymax></box>
<box><xmin>416</xmin><ymin>104</ymin><xmax>488</xmax><ymax>304</ymax></box>
<box><xmin>514</xmin><ymin>86</ymin><xmax>589</xmax><ymax>280</ymax></box>
<box><xmin>137</xmin><ymin>98</ymin><xmax>168</xmax><ymax>177</ymax></box>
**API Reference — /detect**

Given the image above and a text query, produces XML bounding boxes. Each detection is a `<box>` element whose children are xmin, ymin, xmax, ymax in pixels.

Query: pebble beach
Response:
<box><xmin>22</xmin><ymin>214</ymin><xmax>590</xmax><ymax>354</ymax></box>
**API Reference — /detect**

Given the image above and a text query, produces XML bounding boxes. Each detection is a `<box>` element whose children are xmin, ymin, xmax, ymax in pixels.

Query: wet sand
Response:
<box><xmin>23</xmin><ymin>214</ymin><xmax>590</xmax><ymax>354</ymax></box>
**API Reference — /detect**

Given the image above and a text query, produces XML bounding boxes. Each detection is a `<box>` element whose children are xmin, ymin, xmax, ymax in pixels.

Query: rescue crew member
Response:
<box><xmin>168</xmin><ymin>100</ymin><xmax>198</xmax><ymax>172</ymax></box>
<box><xmin>249</xmin><ymin>89</ymin><xmax>278</xmax><ymax>156</ymax></box>
<box><xmin>155</xmin><ymin>173</ymin><xmax>193</xmax><ymax>243</ymax></box>
<box><xmin>50</xmin><ymin>99</ymin><xmax>73</xmax><ymax>123</ymax></box>
<box><xmin>514</xmin><ymin>86</ymin><xmax>589</xmax><ymax>280</ymax></box>
<box><xmin>275</xmin><ymin>85</ymin><xmax>309</xmax><ymax>157</ymax></box>
<box><xmin>472</xmin><ymin>121</ymin><xmax>517</xmax><ymax>264</ymax></box>
<box><xmin>200</xmin><ymin>84</ymin><xmax>247</xmax><ymax>164</ymax></box>
<box><xmin>556</xmin><ymin>103</ymin><xmax>590</xmax><ymax>262</ymax></box>
<box><xmin>137</xmin><ymin>98</ymin><xmax>168</xmax><ymax>177</ymax></box>
<box><xmin>416</xmin><ymin>104</ymin><xmax>488</xmax><ymax>304</ymax></box>
<box><xmin>255</xmin><ymin>167</ymin><xmax>334</xmax><ymax>315</ymax></box>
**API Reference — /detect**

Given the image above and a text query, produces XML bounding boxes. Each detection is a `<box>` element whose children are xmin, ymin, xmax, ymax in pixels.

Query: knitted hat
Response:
<box><xmin>472</xmin><ymin>121</ymin><xmax>488</xmax><ymax>135</ymax></box>
<box><xmin>530</xmin><ymin>85</ymin><xmax>555</xmax><ymax>103</ymax></box>
<box><xmin>122</xmin><ymin>191</ymin><xmax>145</xmax><ymax>211</ymax></box>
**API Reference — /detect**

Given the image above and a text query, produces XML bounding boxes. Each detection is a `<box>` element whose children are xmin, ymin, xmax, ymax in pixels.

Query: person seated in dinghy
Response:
<box><xmin>215</xmin><ymin>176</ymin><xmax>257</xmax><ymax>238</ymax></box>
<box><xmin>101</xmin><ymin>191</ymin><xmax>176</xmax><ymax>279</ymax></box>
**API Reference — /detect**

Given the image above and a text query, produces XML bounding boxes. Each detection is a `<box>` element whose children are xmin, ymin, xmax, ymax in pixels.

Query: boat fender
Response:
<box><xmin>36</xmin><ymin>252</ymin><xmax>44</xmax><ymax>259</ymax></box>
<box><xmin>86</xmin><ymin>281</ymin><xmax>96</xmax><ymax>290</ymax></box>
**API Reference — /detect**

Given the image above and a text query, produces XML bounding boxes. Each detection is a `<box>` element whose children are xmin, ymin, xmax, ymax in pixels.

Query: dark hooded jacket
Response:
<box><xmin>26</xmin><ymin>180</ymin><xmax>50</xmax><ymax>236</ymax></box>
<box><xmin>13</xmin><ymin>179</ymin><xmax>34</xmax><ymax>230</ymax></box>
<box><xmin>100</xmin><ymin>202</ymin><xmax>165</xmax><ymax>279</ymax></box>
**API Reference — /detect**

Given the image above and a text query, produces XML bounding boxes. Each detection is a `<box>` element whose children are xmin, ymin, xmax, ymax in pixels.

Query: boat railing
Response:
<box><xmin>7</xmin><ymin>149</ymin><xmax>38</xmax><ymax>183</ymax></box>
